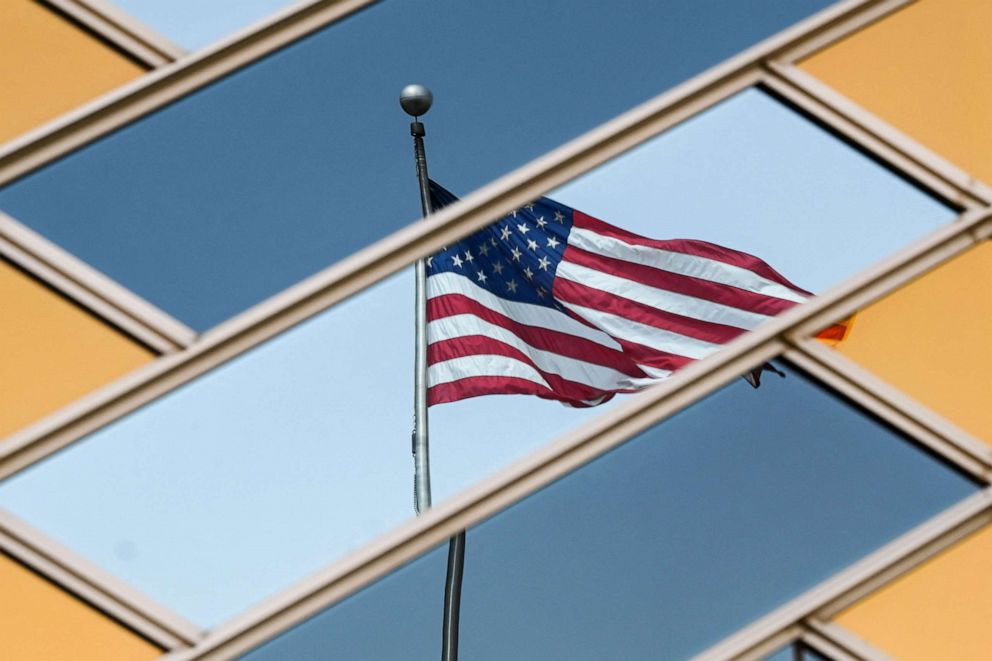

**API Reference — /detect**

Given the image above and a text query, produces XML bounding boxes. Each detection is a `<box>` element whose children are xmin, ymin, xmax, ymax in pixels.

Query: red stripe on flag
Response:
<box><xmin>563</xmin><ymin>245</ymin><xmax>799</xmax><ymax>318</ymax></box>
<box><xmin>429</xmin><ymin>377</ymin><xmax>609</xmax><ymax>407</ymax></box>
<box><xmin>428</xmin><ymin>336</ymin><xmax>632</xmax><ymax>404</ymax></box>
<box><xmin>427</xmin><ymin>293</ymin><xmax>643</xmax><ymax>376</ymax></box>
<box><xmin>572</xmin><ymin>211</ymin><xmax>811</xmax><ymax>294</ymax></box>
<box><xmin>553</xmin><ymin>272</ymin><xmax>750</xmax><ymax>345</ymax></box>
<box><xmin>542</xmin><ymin>285</ymin><xmax>701</xmax><ymax>371</ymax></box>
<box><xmin>611</xmin><ymin>337</ymin><xmax>697</xmax><ymax>373</ymax></box>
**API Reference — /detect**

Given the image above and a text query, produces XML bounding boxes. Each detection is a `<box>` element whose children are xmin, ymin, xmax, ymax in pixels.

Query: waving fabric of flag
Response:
<box><xmin>426</xmin><ymin>181</ymin><xmax>826</xmax><ymax>407</ymax></box>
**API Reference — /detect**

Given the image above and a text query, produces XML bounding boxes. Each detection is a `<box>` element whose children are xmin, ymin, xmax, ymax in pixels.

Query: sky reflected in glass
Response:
<box><xmin>238</xmin><ymin>364</ymin><xmax>975</xmax><ymax>660</ymax></box>
<box><xmin>0</xmin><ymin>89</ymin><xmax>956</xmax><ymax>628</ymax></box>
<box><xmin>0</xmin><ymin>1</ymin><xmax>835</xmax><ymax>330</ymax></box>
<box><xmin>111</xmin><ymin>0</ymin><xmax>299</xmax><ymax>51</ymax></box>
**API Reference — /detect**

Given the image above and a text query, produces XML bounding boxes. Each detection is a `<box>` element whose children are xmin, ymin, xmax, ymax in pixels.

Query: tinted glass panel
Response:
<box><xmin>764</xmin><ymin>645</ymin><xmax>828</xmax><ymax>661</ymax></box>
<box><xmin>0</xmin><ymin>89</ymin><xmax>955</xmax><ymax>628</ymax></box>
<box><xmin>550</xmin><ymin>89</ymin><xmax>951</xmax><ymax>295</ymax></box>
<box><xmin>765</xmin><ymin>647</ymin><xmax>795</xmax><ymax>661</ymax></box>
<box><xmin>829</xmin><ymin>244</ymin><xmax>991</xmax><ymax>444</ymax></box>
<box><xmin>801</xmin><ymin>0</ymin><xmax>992</xmax><ymax>183</ymax></box>
<box><xmin>0</xmin><ymin>1</ymin><xmax>837</xmax><ymax>331</ymax></box>
<box><xmin>0</xmin><ymin>259</ymin><xmax>153</xmax><ymax>438</ymax></box>
<box><xmin>0</xmin><ymin>553</ymin><xmax>160</xmax><ymax>659</ymax></box>
<box><xmin>239</xmin><ymin>364</ymin><xmax>975</xmax><ymax>660</ymax></box>
<box><xmin>0</xmin><ymin>271</ymin><xmax>611</xmax><ymax>628</ymax></box>
<box><xmin>834</xmin><ymin>524</ymin><xmax>992</xmax><ymax>660</ymax></box>
<box><xmin>0</xmin><ymin>0</ymin><xmax>145</xmax><ymax>143</ymax></box>
<box><xmin>109</xmin><ymin>0</ymin><xmax>300</xmax><ymax>51</ymax></box>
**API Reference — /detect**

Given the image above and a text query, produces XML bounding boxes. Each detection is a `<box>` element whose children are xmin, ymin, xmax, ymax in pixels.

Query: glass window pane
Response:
<box><xmin>802</xmin><ymin>647</ymin><xmax>830</xmax><ymax>661</ymax></box>
<box><xmin>0</xmin><ymin>553</ymin><xmax>161</xmax><ymax>659</ymax></box>
<box><xmin>107</xmin><ymin>0</ymin><xmax>302</xmax><ymax>51</ymax></box>
<box><xmin>834</xmin><ymin>524</ymin><xmax>992</xmax><ymax>661</ymax></box>
<box><xmin>104</xmin><ymin>0</ymin><xmax>834</xmax><ymax>52</ymax></box>
<box><xmin>0</xmin><ymin>271</ymin><xmax>611</xmax><ymax>627</ymax></box>
<box><xmin>0</xmin><ymin>88</ymin><xmax>956</xmax><ymax>628</ymax></box>
<box><xmin>764</xmin><ymin>646</ymin><xmax>796</xmax><ymax>661</ymax></box>
<box><xmin>0</xmin><ymin>0</ymin><xmax>837</xmax><ymax>332</ymax></box>
<box><xmin>0</xmin><ymin>1</ymin><xmax>146</xmax><ymax>143</ymax></box>
<box><xmin>238</xmin><ymin>364</ymin><xmax>976</xmax><ymax>661</ymax></box>
<box><xmin>0</xmin><ymin>259</ymin><xmax>153</xmax><ymax>438</ymax></box>
<box><xmin>800</xmin><ymin>0</ymin><xmax>992</xmax><ymax>183</ymax></box>
<box><xmin>763</xmin><ymin>645</ymin><xmax>829</xmax><ymax>661</ymax></box>
<box><xmin>550</xmin><ymin>88</ymin><xmax>951</xmax><ymax>295</ymax></box>
<box><xmin>827</xmin><ymin>243</ymin><xmax>992</xmax><ymax>444</ymax></box>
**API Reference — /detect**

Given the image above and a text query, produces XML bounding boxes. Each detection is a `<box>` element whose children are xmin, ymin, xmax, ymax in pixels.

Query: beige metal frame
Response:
<box><xmin>0</xmin><ymin>0</ymin><xmax>989</xmax><ymax>658</ymax></box>
<box><xmin>40</xmin><ymin>0</ymin><xmax>185</xmax><ymax>67</ymax></box>
<box><xmin>735</xmin><ymin>619</ymin><xmax>889</xmax><ymax>661</ymax></box>
<box><xmin>696</xmin><ymin>489</ymin><xmax>992</xmax><ymax>660</ymax></box>
<box><xmin>0</xmin><ymin>0</ymin><xmax>194</xmax><ymax>363</ymax></box>
<box><xmin>763</xmin><ymin>62</ymin><xmax>992</xmax><ymax>206</ymax></box>
<box><xmin>0</xmin><ymin>0</ymin><xmax>377</xmax><ymax>185</ymax></box>
<box><xmin>0</xmin><ymin>1</ymin><xmax>194</xmax><ymax>360</ymax></box>
<box><xmin>772</xmin><ymin>5</ymin><xmax>992</xmax><ymax>204</ymax></box>
<box><xmin>760</xmin><ymin>67</ymin><xmax>988</xmax><ymax>210</ymax></box>
<box><xmin>0</xmin><ymin>211</ymin><xmax>195</xmax><ymax>353</ymax></box>
<box><xmin>786</xmin><ymin>342</ymin><xmax>991</xmax><ymax>480</ymax></box>
<box><xmin>0</xmin><ymin>509</ymin><xmax>201</xmax><ymax>649</ymax></box>
<box><xmin>803</xmin><ymin>619</ymin><xmax>892</xmax><ymax>661</ymax></box>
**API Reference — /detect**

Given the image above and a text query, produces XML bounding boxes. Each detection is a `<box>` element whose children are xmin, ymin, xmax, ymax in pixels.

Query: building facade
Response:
<box><xmin>0</xmin><ymin>0</ymin><xmax>989</xmax><ymax>659</ymax></box>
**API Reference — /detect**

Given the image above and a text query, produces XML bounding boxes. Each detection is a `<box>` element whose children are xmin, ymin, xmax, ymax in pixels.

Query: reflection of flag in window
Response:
<box><xmin>426</xmin><ymin>181</ymin><xmax>843</xmax><ymax>407</ymax></box>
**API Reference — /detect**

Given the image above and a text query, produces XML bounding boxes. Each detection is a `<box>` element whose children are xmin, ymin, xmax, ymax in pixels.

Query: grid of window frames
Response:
<box><xmin>0</xmin><ymin>0</ymin><xmax>988</xmax><ymax>659</ymax></box>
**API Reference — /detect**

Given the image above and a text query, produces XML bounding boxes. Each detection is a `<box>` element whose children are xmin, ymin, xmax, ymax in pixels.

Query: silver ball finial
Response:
<box><xmin>400</xmin><ymin>84</ymin><xmax>433</xmax><ymax>117</ymax></box>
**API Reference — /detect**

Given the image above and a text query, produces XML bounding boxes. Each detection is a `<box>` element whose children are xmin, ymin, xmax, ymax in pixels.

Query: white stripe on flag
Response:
<box><xmin>637</xmin><ymin>364</ymin><xmax>674</xmax><ymax>380</ymax></box>
<box><xmin>560</xmin><ymin>300</ymin><xmax>720</xmax><ymax>360</ymax></box>
<box><xmin>429</xmin><ymin>314</ymin><xmax>649</xmax><ymax>391</ymax></box>
<box><xmin>569</xmin><ymin>227</ymin><xmax>809</xmax><ymax>304</ymax></box>
<box><xmin>428</xmin><ymin>354</ymin><xmax>550</xmax><ymax>389</ymax></box>
<box><xmin>427</xmin><ymin>271</ymin><xmax>621</xmax><ymax>349</ymax></box>
<box><xmin>556</xmin><ymin>261</ymin><xmax>773</xmax><ymax>331</ymax></box>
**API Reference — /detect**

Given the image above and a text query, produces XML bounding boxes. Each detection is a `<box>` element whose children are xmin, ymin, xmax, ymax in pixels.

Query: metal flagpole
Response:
<box><xmin>401</xmin><ymin>84</ymin><xmax>434</xmax><ymax>516</ymax></box>
<box><xmin>441</xmin><ymin>529</ymin><xmax>466</xmax><ymax>660</ymax></box>
<box><xmin>400</xmin><ymin>84</ymin><xmax>466</xmax><ymax>661</ymax></box>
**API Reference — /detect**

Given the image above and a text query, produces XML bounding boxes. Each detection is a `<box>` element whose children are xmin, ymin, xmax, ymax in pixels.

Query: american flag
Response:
<box><xmin>426</xmin><ymin>181</ymin><xmax>824</xmax><ymax>407</ymax></box>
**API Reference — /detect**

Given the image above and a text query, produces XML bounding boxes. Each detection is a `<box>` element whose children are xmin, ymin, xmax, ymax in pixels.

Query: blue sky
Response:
<box><xmin>110</xmin><ymin>0</ymin><xmax>834</xmax><ymax>55</ymax></box>
<box><xmin>1</xmin><ymin>0</ymin><xmax>838</xmax><ymax>331</ymax></box>
<box><xmin>240</xmin><ymin>365</ymin><xmax>974</xmax><ymax>660</ymax></box>
<box><xmin>112</xmin><ymin>0</ymin><xmax>301</xmax><ymax>51</ymax></box>
<box><xmin>0</xmin><ymin>88</ymin><xmax>955</xmax><ymax>628</ymax></box>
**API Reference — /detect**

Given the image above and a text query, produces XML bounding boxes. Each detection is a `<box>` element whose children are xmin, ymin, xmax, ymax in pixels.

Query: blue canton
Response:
<box><xmin>428</xmin><ymin>182</ymin><xmax>574</xmax><ymax>309</ymax></box>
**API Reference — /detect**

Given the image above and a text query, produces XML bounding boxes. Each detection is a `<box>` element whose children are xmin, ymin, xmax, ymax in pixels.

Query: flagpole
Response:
<box><xmin>442</xmin><ymin>529</ymin><xmax>466</xmax><ymax>660</ymax></box>
<box><xmin>401</xmin><ymin>84</ymin><xmax>434</xmax><ymax>516</ymax></box>
<box><xmin>401</xmin><ymin>85</ymin><xmax>468</xmax><ymax>661</ymax></box>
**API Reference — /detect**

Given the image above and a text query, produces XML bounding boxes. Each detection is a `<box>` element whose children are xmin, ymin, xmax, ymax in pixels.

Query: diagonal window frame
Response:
<box><xmin>39</xmin><ymin>0</ymin><xmax>185</xmax><ymax>68</ymax></box>
<box><xmin>0</xmin><ymin>507</ymin><xmax>201</xmax><ymax>649</ymax></box>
